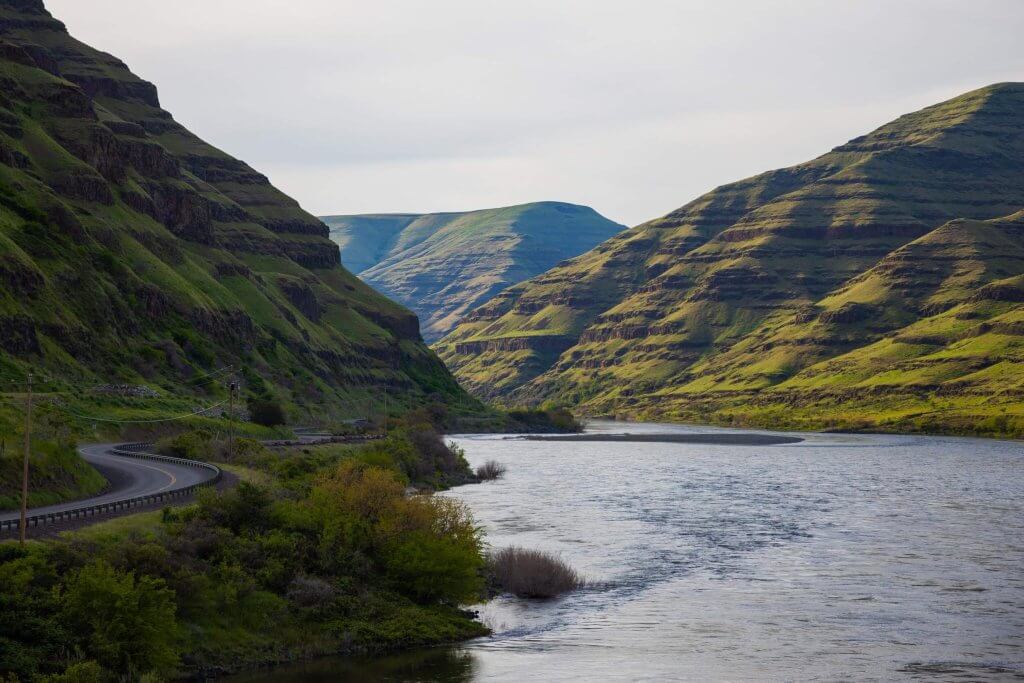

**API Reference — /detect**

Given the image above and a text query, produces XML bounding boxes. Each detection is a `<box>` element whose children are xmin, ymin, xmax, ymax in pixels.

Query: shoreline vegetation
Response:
<box><xmin>488</xmin><ymin>547</ymin><xmax>586</xmax><ymax>599</ymax></box>
<box><xmin>0</xmin><ymin>398</ymin><xmax>582</xmax><ymax>681</ymax></box>
<box><xmin>0</xmin><ymin>421</ymin><xmax>491</xmax><ymax>681</ymax></box>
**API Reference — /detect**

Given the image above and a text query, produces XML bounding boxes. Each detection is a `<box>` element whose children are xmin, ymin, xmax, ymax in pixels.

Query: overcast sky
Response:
<box><xmin>47</xmin><ymin>0</ymin><xmax>1024</xmax><ymax>226</ymax></box>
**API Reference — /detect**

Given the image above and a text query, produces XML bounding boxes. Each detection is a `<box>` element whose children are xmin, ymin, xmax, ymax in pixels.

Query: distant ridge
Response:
<box><xmin>322</xmin><ymin>202</ymin><xmax>624</xmax><ymax>341</ymax></box>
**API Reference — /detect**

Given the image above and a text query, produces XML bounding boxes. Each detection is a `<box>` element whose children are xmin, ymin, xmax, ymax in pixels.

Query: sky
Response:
<box><xmin>47</xmin><ymin>0</ymin><xmax>1024</xmax><ymax>227</ymax></box>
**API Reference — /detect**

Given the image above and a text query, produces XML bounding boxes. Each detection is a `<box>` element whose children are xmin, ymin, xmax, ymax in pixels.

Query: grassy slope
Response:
<box><xmin>323</xmin><ymin>202</ymin><xmax>624</xmax><ymax>341</ymax></box>
<box><xmin>0</xmin><ymin>1</ymin><xmax>478</xmax><ymax>429</ymax></box>
<box><xmin>0</xmin><ymin>439</ymin><xmax>105</xmax><ymax>509</ymax></box>
<box><xmin>438</xmin><ymin>83</ymin><xmax>1024</xmax><ymax>436</ymax></box>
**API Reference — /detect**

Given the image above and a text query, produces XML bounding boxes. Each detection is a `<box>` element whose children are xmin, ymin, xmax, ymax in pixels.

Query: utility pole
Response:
<box><xmin>227</xmin><ymin>378</ymin><xmax>237</xmax><ymax>461</ymax></box>
<box><xmin>19</xmin><ymin>372</ymin><xmax>32</xmax><ymax>545</ymax></box>
<box><xmin>383</xmin><ymin>386</ymin><xmax>388</xmax><ymax>435</ymax></box>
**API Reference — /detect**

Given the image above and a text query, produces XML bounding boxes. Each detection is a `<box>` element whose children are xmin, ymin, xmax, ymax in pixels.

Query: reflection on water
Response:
<box><xmin>225</xmin><ymin>647</ymin><xmax>475</xmax><ymax>682</ymax></box>
<box><xmin>231</xmin><ymin>421</ymin><xmax>1024</xmax><ymax>681</ymax></box>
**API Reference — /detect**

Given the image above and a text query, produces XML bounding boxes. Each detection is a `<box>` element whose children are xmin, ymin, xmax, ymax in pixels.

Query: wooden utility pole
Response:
<box><xmin>383</xmin><ymin>386</ymin><xmax>388</xmax><ymax>435</ymax></box>
<box><xmin>227</xmin><ymin>378</ymin><xmax>237</xmax><ymax>461</ymax></box>
<box><xmin>19</xmin><ymin>372</ymin><xmax>32</xmax><ymax>545</ymax></box>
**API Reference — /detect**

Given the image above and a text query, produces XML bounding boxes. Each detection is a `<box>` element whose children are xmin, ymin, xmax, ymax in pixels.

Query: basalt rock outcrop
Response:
<box><xmin>0</xmin><ymin>0</ymin><xmax>469</xmax><ymax>417</ymax></box>
<box><xmin>438</xmin><ymin>84</ymin><xmax>1024</xmax><ymax>434</ymax></box>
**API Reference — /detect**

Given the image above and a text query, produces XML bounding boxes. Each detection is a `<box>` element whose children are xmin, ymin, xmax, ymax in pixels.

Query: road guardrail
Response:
<box><xmin>0</xmin><ymin>442</ymin><xmax>221</xmax><ymax>535</ymax></box>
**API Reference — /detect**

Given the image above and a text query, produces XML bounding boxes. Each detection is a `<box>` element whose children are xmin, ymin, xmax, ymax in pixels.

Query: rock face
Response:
<box><xmin>322</xmin><ymin>202</ymin><xmax>624</xmax><ymax>341</ymax></box>
<box><xmin>438</xmin><ymin>84</ymin><xmax>1024</xmax><ymax>435</ymax></box>
<box><xmin>0</xmin><ymin>1</ymin><xmax>468</xmax><ymax>417</ymax></box>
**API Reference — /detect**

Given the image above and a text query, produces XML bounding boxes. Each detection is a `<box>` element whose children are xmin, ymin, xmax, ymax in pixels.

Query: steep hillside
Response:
<box><xmin>322</xmin><ymin>202</ymin><xmax>624</xmax><ymax>341</ymax></box>
<box><xmin>0</xmin><ymin>0</ymin><xmax>470</xmax><ymax>421</ymax></box>
<box><xmin>438</xmin><ymin>84</ymin><xmax>1024</xmax><ymax>435</ymax></box>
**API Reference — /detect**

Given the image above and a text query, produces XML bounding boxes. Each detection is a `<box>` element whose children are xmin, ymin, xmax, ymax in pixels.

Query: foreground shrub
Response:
<box><xmin>475</xmin><ymin>460</ymin><xmax>507</xmax><ymax>481</ymax></box>
<box><xmin>488</xmin><ymin>546</ymin><xmax>584</xmax><ymax>599</ymax></box>
<box><xmin>58</xmin><ymin>561</ymin><xmax>179</xmax><ymax>676</ymax></box>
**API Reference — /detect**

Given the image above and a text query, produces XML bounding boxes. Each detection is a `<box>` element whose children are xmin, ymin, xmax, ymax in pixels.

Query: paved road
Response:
<box><xmin>0</xmin><ymin>443</ymin><xmax>217</xmax><ymax>525</ymax></box>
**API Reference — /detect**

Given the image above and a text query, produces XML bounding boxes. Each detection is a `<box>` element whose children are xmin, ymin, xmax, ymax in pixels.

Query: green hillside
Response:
<box><xmin>0</xmin><ymin>0</ymin><xmax>472</xmax><ymax>424</ymax></box>
<box><xmin>322</xmin><ymin>202</ymin><xmax>624</xmax><ymax>341</ymax></box>
<box><xmin>437</xmin><ymin>84</ymin><xmax>1024</xmax><ymax>436</ymax></box>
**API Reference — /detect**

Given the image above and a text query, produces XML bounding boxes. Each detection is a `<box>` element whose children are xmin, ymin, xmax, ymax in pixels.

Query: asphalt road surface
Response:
<box><xmin>0</xmin><ymin>443</ymin><xmax>217</xmax><ymax>525</ymax></box>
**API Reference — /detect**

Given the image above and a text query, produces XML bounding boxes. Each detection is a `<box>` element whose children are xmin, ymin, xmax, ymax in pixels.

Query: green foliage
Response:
<box><xmin>507</xmin><ymin>407</ymin><xmax>582</xmax><ymax>433</ymax></box>
<box><xmin>0</xmin><ymin>546</ymin><xmax>67</xmax><ymax>681</ymax></box>
<box><xmin>0</xmin><ymin>429</ymin><xmax>487</xmax><ymax>680</ymax></box>
<box><xmin>155</xmin><ymin>429</ymin><xmax>216</xmax><ymax>461</ymax></box>
<box><xmin>156</xmin><ymin>430</ymin><xmax>271</xmax><ymax>464</ymax></box>
<box><xmin>0</xmin><ymin>440</ymin><xmax>106</xmax><ymax>512</ymax></box>
<box><xmin>309</xmin><ymin>461</ymin><xmax>484</xmax><ymax>604</ymax></box>
<box><xmin>37</xmin><ymin>661</ymin><xmax>104</xmax><ymax>683</ymax></box>
<box><xmin>58</xmin><ymin>561</ymin><xmax>179</xmax><ymax>676</ymax></box>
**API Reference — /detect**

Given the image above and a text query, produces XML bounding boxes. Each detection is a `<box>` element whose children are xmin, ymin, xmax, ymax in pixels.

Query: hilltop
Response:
<box><xmin>322</xmin><ymin>202</ymin><xmax>624</xmax><ymax>341</ymax></box>
<box><xmin>0</xmin><ymin>0</ymin><xmax>479</xmax><ymax>423</ymax></box>
<box><xmin>437</xmin><ymin>84</ymin><xmax>1024</xmax><ymax>436</ymax></box>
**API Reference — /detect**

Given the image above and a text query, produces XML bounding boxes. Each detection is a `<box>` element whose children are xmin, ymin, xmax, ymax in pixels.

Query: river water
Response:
<box><xmin>232</xmin><ymin>421</ymin><xmax>1024</xmax><ymax>681</ymax></box>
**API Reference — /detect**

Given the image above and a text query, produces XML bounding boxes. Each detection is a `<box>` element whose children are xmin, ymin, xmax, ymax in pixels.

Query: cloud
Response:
<box><xmin>47</xmin><ymin>0</ymin><xmax>1024</xmax><ymax>225</ymax></box>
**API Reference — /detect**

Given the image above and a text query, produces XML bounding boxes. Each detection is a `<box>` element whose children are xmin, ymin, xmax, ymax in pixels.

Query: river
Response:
<box><xmin>230</xmin><ymin>421</ymin><xmax>1024</xmax><ymax>681</ymax></box>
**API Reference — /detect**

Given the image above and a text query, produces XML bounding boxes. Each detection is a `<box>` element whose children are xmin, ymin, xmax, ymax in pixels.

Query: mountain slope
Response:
<box><xmin>437</xmin><ymin>84</ymin><xmax>1024</xmax><ymax>435</ymax></box>
<box><xmin>322</xmin><ymin>202</ymin><xmax>624</xmax><ymax>341</ymax></box>
<box><xmin>0</xmin><ymin>0</ymin><xmax>469</xmax><ymax>420</ymax></box>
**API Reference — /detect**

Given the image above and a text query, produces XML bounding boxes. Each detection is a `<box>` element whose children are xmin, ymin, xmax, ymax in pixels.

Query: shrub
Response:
<box><xmin>37</xmin><ymin>661</ymin><xmax>104</xmax><ymax>683</ymax></box>
<box><xmin>250</xmin><ymin>400</ymin><xmax>286</xmax><ymax>427</ymax></box>
<box><xmin>475</xmin><ymin>460</ymin><xmax>507</xmax><ymax>481</ymax></box>
<box><xmin>488</xmin><ymin>546</ymin><xmax>584</xmax><ymax>599</ymax></box>
<box><xmin>286</xmin><ymin>575</ymin><xmax>336</xmax><ymax>610</ymax></box>
<box><xmin>401</xmin><ymin>426</ymin><xmax>473</xmax><ymax>486</ymax></box>
<box><xmin>310</xmin><ymin>461</ymin><xmax>484</xmax><ymax>604</ymax></box>
<box><xmin>383</xmin><ymin>496</ymin><xmax>485</xmax><ymax>604</ymax></box>
<box><xmin>156</xmin><ymin>429</ymin><xmax>214</xmax><ymax>461</ymax></box>
<box><xmin>58</xmin><ymin>561</ymin><xmax>180</xmax><ymax>676</ymax></box>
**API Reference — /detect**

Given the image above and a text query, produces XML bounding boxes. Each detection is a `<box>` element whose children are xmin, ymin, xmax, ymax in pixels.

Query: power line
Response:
<box><xmin>183</xmin><ymin>365</ymin><xmax>234</xmax><ymax>385</ymax></box>
<box><xmin>52</xmin><ymin>398</ymin><xmax>229</xmax><ymax>424</ymax></box>
<box><xmin>0</xmin><ymin>365</ymin><xmax>234</xmax><ymax>394</ymax></box>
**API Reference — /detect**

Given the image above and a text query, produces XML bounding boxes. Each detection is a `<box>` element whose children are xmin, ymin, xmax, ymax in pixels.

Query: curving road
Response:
<box><xmin>0</xmin><ymin>443</ymin><xmax>219</xmax><ymax>528</ymax></box>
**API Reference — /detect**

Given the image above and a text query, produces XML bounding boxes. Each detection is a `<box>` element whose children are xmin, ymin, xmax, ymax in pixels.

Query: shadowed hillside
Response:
<box><xmin>323</xmin><ymin>202</ymin><xmax>624</xmax><ymax>341</ymax></box>
<box><xmin>0</xmin><ymin>0</ymin><xmax>471</xmax><ymax>420</ymax></box>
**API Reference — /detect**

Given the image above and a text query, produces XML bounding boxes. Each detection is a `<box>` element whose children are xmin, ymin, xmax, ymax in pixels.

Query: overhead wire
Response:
<box><xmin>52</xmin><ymin>398</ymin><xmax>230</xmax><ymax>424</ymax></box>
